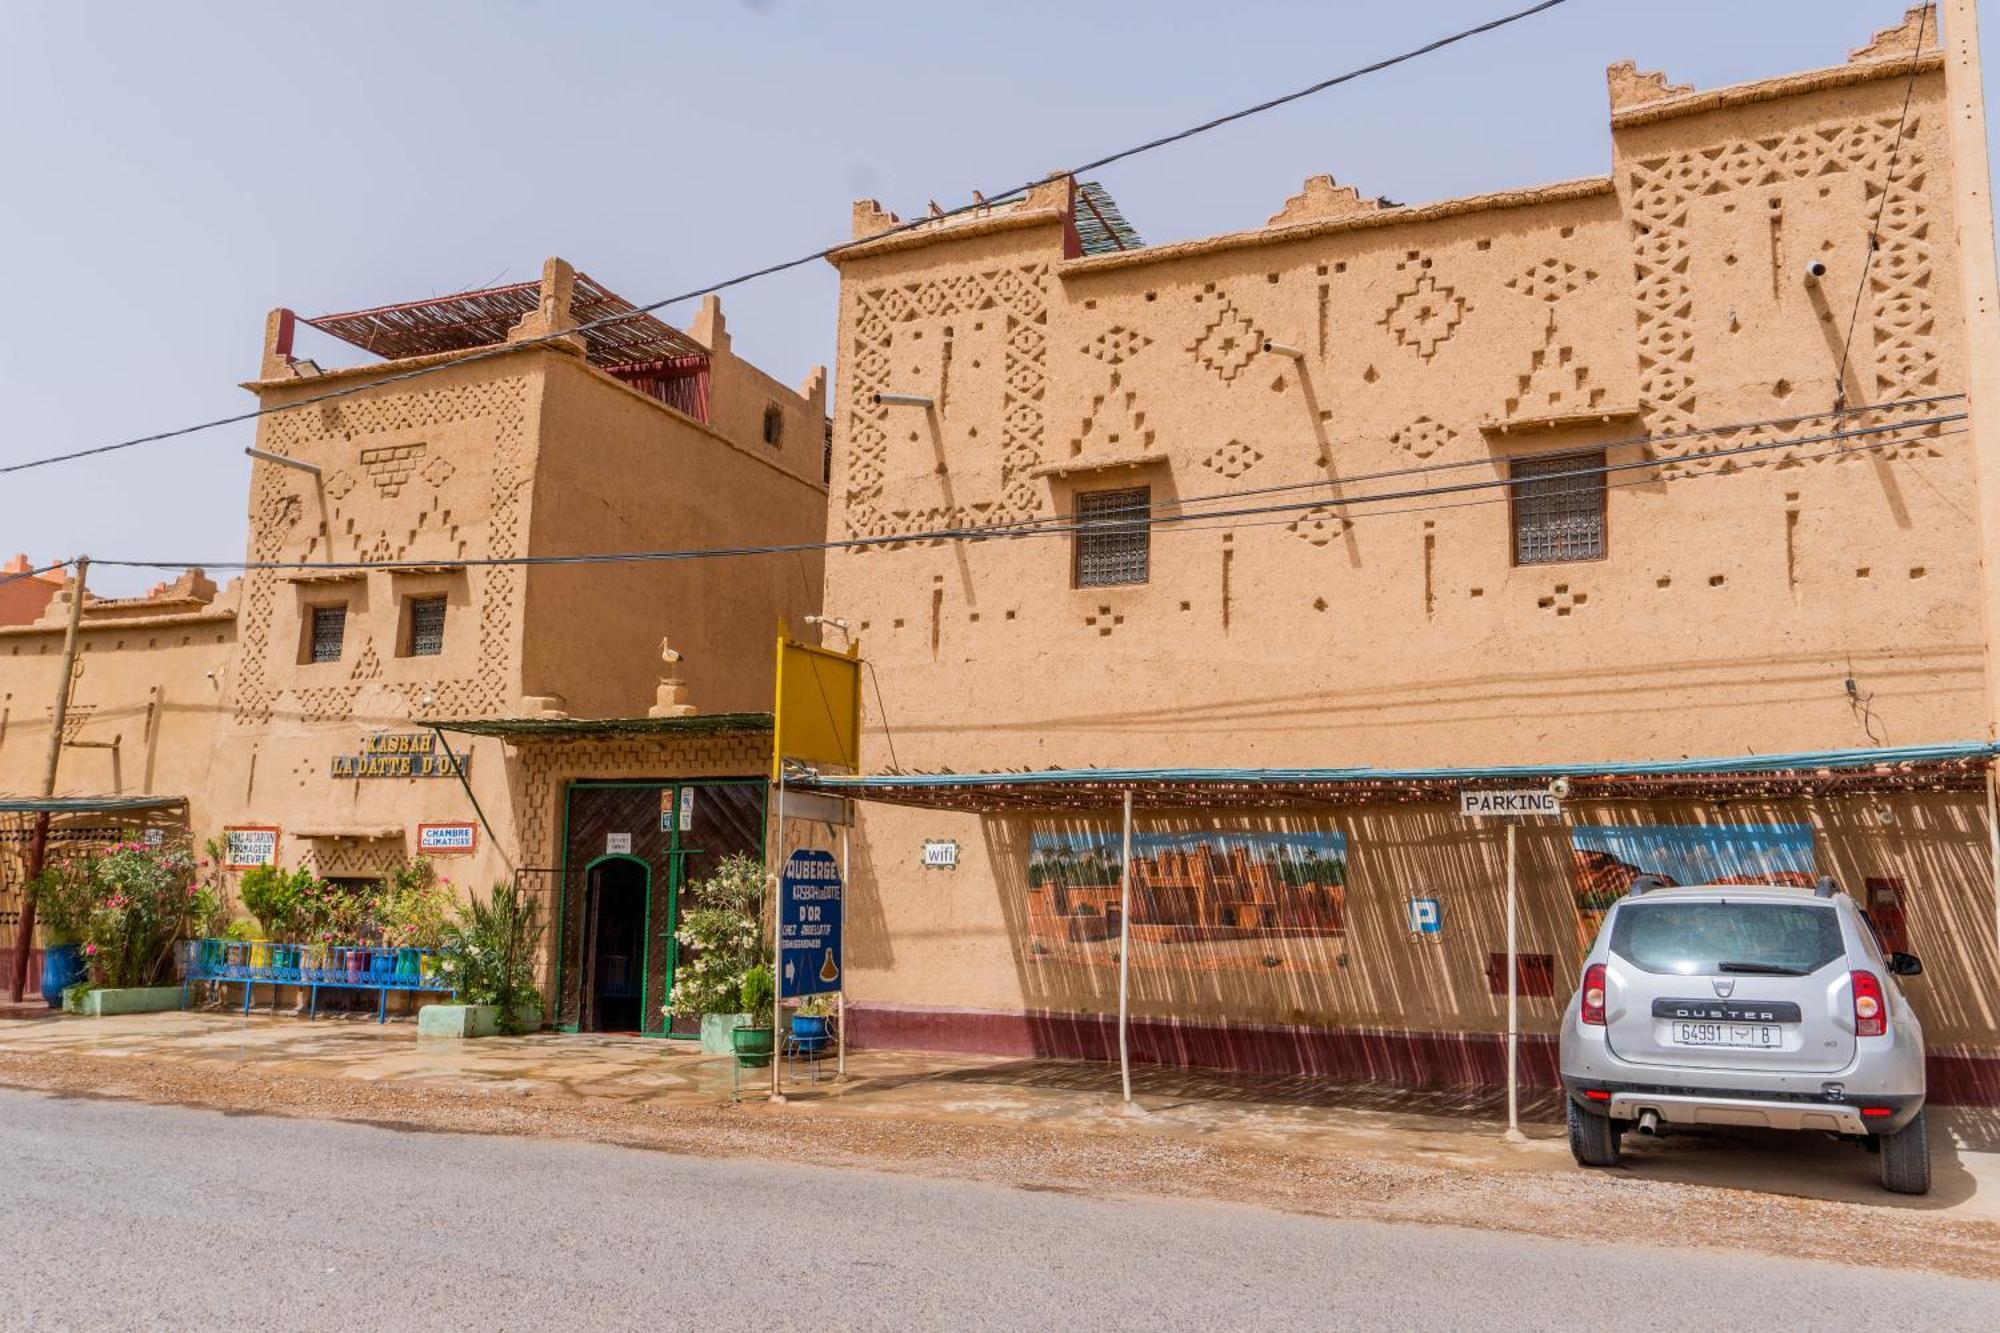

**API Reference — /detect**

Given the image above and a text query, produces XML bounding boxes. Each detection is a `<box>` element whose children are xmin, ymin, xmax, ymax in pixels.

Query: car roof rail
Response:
<box><xmin>1815</xmin><ymin>875</ymin><xmax>1839</xmax><ymax>898</ymax></box>
<box><xmin>1628</xmin><ymin>874</ymin><xmax>1669</xmax><ymax>896</ymax></box>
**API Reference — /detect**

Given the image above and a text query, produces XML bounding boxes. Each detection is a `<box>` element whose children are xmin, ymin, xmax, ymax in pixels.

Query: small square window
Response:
<box><xmin>762</xmin><ymin>403</ymin><xmax>784</xmax><ymax>447</ymax></box>
<box><xmin>1511</xmin><ymin>451</ymin><xmax>1606</xmax><ymax>565</ymax></box>
<box><xmin>406</xmin><ymin>596</ymin><xmax>447</xmax><ymax>657</ymax></box>
<box><xmin>309</xmin><ymin>605</ymin><xmax>346</xmax><ymax>663</ymax></box>
<box><xmin>1074</xmin><ymin>486</ymin><xmax>1151</xmax><ymax>588</ymax></box>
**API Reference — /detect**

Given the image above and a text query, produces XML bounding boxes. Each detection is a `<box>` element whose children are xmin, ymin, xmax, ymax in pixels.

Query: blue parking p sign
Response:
<box><xmin>1407</xmin><ymin>897</ymin><xmax>1443</xmax><ymax>935</ymax></box>
<box><xmin>779</xmin><ymin>849</ymin><xmax>843</xmax><ymax>999</ymax></box>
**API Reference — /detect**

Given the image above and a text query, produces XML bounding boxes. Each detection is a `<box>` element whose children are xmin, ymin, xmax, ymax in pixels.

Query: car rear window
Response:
<box><xmin>1609</xmin><ymin>901</ymin><xmax>1844</xmax><ymax>976</ymax></box>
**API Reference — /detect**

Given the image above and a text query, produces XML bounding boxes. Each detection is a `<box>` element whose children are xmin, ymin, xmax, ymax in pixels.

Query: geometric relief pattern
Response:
<box><xmin>1287</xmin><ymin>504</ymin><xmax>1352</xmax><ymax>546</ymax></box>
<box><xmin>1189</xmin><ymin>293</ymin><xmax>1260</xmax><ymax>382</ymax></box>
<box><xmin>1082</xmin><ymin>326</ymin><xmax>1151</xmax><ymax>365</ymax></box>
<box><xmin>1379</xmin><ymin>271</ymin><xmax>1469</xmax><ymax>361</ymax></box>
<box><xmin>1628</xmin><ymin>116</ymin><xmax>1937</xmax><ymax>472</ymax></box>
<box><xmin>1666</xmin><ymin>398</ymin><xmax>1948</xmax><ymax>475</ymax></box>
<box><xmin>1389</xmin><ymin>415</ymin><xmax>1457</xmax><ymax>460</ymax></box>
<box><xmin>237</xmin><ymin>375</ymin><xmax>530</xmax><ymax>725</ymax></box>
<box><xmin>1201</xmin><ymin>438</ymin><xmax>1264</xmax><ymax>479</ymax></box>
<box><xmin>1507</xmin><ymin>258</ymin><xmax>1598</xmax><ymax>304</ymax></box>
<box><xmin>844</xmin><ymin>265</ymin><xmax>1050</xmax><ymax>543</ymax></box>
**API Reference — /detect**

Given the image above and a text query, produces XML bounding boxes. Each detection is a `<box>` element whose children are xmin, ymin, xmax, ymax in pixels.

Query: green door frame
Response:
<box><xmin>554</xmin><ymin>778</ymin><xmax>770</xmax><ymax>1037</ymax></box>
<box><xmin>577</xmin><ymin>852</ymin><xmax>651</xmax><ymax>1034</ymax></box>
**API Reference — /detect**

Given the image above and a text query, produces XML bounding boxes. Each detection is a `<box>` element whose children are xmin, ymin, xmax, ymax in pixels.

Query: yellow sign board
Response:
<box><xmin>773</xmin><ymin>626</ymin><xmax>863</xmax><ymax>778</ymax></box>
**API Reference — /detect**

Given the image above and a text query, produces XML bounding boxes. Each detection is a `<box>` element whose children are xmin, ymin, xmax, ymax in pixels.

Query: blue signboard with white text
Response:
<box><xmin>779</xmin><ymin>848</ymin><xmax>843</xmax><ymax>1000</ymax></box>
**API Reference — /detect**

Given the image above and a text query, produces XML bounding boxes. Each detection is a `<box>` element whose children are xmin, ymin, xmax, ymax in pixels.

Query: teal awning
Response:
<box><xmin>0</xmin><ymin>794</ymin><xmax>187</xmax><ymax>815</ymax></box>
<box><xmin>797</xmin><ymin>741</ymin><xmax>1997</xmax><ymax>812</ymax></box>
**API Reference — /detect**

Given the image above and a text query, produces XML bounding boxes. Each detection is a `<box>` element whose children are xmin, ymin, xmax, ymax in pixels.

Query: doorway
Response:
<box><xmin>582</xmin><ymin>856</ymin><xmax>647</xmax><ymax>1032</ymax></box>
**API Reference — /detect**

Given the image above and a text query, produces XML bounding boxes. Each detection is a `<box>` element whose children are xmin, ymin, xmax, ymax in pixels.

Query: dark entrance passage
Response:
<box><xmin>582</xmin><ymin>857</ymin><xmax>647</xmax><ymax>1032</ymax></box>
<box><xmin>558</xmin><ymin>781</ymin><xmax>768</xmax><ymax>1035</ymax></box>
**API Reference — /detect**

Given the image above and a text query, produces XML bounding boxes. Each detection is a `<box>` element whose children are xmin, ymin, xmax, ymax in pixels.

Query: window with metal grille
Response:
<box><xmin>1074</xmin><ymin>486</ymin><xmax>1151</xmax><ymax>587</ymax></box>
<box><xmin>1511</xmin><ymin>450</ymin><xmax>1606</xmax><ymax>565</ymax></box>
<box><xmin>407</xmin><ymin>596</ymin><xmax>447</xmax><ymax>657</ymax></box>
<box><xmin>309</xmin><ymin>605</ymin><xmax>346</xmax><ymax>663</ymax></box>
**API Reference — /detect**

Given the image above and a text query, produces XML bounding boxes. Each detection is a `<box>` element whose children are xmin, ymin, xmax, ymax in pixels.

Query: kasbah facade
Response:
<box><xmin>7</xmin><ymin>9</ymin><xmax>2000</xmax><ymax>1094</ymax></box>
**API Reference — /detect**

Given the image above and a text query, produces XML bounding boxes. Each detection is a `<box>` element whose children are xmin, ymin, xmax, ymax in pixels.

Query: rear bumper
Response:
<box><xmin>1564</xmin><ymin>1079</ymin><xmax>1922</xmax><ymax>1134</ymax></box>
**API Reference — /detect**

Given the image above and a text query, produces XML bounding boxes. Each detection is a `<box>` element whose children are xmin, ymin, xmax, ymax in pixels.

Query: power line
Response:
<box><xmin>83</xmin><ymin>411</ymin><xmax>1966</xmax><ymax>575</ymax></box>
<box><xmin>0</xmin><ymin>0</ymin><xmax>1572</xmax><ymax>481</ymax></box>
<box><xmin>1832</xmin><ymin>1</ymin><xmax>1932</xmax><ymax>411</ymax></box>
<box><xmin>909</xmin><ymin>392</ymin><xmax>1964</xmax><ymax>534</ymax></box>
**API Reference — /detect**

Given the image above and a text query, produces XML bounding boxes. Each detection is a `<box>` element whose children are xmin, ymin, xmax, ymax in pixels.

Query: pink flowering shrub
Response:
<box><xmin>43</xmin><ymin>843</ymin><xmax>219</xmax><ymax>988</ymax></box>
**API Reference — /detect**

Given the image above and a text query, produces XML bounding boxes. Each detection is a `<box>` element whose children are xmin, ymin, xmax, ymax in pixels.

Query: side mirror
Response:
<box><xmin>1887</xmin><ymin>952</ymin><xmax>1923</xmax><ymax>977</ymax></box>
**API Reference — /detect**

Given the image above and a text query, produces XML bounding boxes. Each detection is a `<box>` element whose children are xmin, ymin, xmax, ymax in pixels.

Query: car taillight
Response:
<box><xmin>1852</xmin><ymin>970</ymin><xmax>1887</xmax><ymax>1037</ymax></box>
<box><xmin>1580</xmin><ymin>963</ymin><xmax>1606</xmax><ymax>1026</ymax></box>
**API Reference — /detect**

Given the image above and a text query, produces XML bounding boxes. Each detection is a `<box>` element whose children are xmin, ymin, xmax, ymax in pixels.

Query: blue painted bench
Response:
<box><xmin>181</xmin><ymin>940</ymin><xmax>454</xmax><ymax>1023</ymax></box>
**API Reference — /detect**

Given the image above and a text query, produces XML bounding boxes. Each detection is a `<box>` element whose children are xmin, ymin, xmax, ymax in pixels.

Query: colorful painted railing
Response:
<box><xmin>179</xmin><ymin>939</ymin><xmax>454</xmax><ymax>1023</ymax></box>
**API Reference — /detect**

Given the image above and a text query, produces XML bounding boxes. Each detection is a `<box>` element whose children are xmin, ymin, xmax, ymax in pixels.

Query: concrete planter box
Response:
<box><xmin>416</xmin><ymin>1002</ymin><xmax>542</xmax><ymax>1038</ymax></box>
<box><xmin>701</xmin><ymin>1011</ymin><xmax>751</xmax><ymax>1054</ymax></box>
<box><xmin>65</xmin><ymin>986</ymin><xmax>184</xmax><ymax>1017</ymax></box>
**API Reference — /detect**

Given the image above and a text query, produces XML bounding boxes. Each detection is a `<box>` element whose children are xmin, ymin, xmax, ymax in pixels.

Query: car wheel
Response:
<box><xmin>1879</xmin><ymin>1108</ymin><xmax>1931</xmax><ymax>1196</ymax></box>
<box><xmin>1567</xmin><ymin>1098</ymin><xmax>1621</xmax><ymax>1168</ymax></box>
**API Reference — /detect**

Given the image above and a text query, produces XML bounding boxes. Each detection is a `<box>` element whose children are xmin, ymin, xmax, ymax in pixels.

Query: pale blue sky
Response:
<box><xmin>1</xmin><ymin>1</ymin><xmax>1987</xmax><ymax>594</ymax></box>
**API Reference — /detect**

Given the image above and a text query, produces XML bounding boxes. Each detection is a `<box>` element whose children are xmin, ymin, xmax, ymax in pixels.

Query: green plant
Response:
<box><xmin>238</xmin><ymin>864</ymin><xmax>314</xmax><ymax>940</ymax></box>
<box><xmin>27</xmin><ymin>856</ymin><xmax>96</xmax><ymax>946</ymax></box>
<box><xmin>739</xmin><ymin>963</ymin><xmax>775</xmax><ymax>1028</ymax></box>
<box><xmin>76</xmin><ymin>842</ymin><xmax>212</xmax><ymax>989</ymax></box>
<box><xmin>381</xmin><ymin>858</ymin><xmax>454</xmax><ymax>950</ymax></box>
<box><xmin>795</xmin><ymin>993</ymin><xmax>836</xmax><ymax>1018</ymax></box>
<box><xmin>222</xmin><ymin>918</ymin><xmax>259</xmax><ymax>943</ymax></box>
<box><xmin>664</xmin><ymin>852</ymin><xmax>766</xmax><ymax>1020</ymax></box>
<box><xmin>437</xmin><ymin>883</ymin><xmax>545</xmax><ymax>1034</ymax></box>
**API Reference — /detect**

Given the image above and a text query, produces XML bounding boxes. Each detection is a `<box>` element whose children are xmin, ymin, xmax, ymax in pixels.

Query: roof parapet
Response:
<box><xmin>1851</xmin><ymin>5</ymin><xmax>1942</xmax><ymax>64</ymax></box>
<box><xmin>1266</xmin><ymin>175</ymin><xmax>1387</xmax><ymax>229</ymax></box>
<box><xmin>1605</xmin><ymin>60</ymin><xmax>1692</xmax><ymax>114</ymax></box>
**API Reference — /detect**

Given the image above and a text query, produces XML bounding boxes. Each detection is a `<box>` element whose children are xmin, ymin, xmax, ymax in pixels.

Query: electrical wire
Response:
<box><xmin>82</xmin><ymin>411</ymin><xmax>1966</xmax><ymax>575</ymax></box>
<box><xmin>1832</xmin><ymin>2</ymin><xmax>1932</xmax><ymax>411</ymax></box>
<box><xmin>883</xmin><ymin>392</ymin><xmax>1964</xmax><ymax>534</ymax></box>
<box><xmin>0</xmin><ymin>0</ymin><xmax>1573</xmax><ymax>481</ymax></box>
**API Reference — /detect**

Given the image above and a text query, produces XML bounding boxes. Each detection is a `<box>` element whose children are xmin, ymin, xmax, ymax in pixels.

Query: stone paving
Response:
<box><xmin>4</xmin><ymin>1004</ymin><xmax>1999</xmax><ymax>1220</ymax></box>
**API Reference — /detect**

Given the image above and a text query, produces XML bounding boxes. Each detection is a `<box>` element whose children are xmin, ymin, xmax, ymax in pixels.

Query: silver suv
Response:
<box><xmin>1558</xmin><ymin>876</ymin><xmax>1929</xmax><ymax>1194</ymax></box>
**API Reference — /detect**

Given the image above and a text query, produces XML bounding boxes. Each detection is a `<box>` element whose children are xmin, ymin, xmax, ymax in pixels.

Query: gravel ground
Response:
<box><xmin>4</xmin><ymin>1088</ymin><xmax>1996</xmax><ymax>1333</ymax></box>
<box><xmin>2</xmin><ymin>1047</ymin><xmax>1998</xmax><ymax>1283</ymax></box>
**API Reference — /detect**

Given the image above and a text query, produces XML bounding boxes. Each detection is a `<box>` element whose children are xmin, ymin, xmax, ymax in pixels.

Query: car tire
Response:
<box><xmin>1567</xmin><ymin>1098</ymin><xmax>1621</xmax><ymax>1168</ymax></box>
<box><xmin>1879</xmin><ymin>1108</ymin><xmax>1931</xmax><ymax>1196</ymax></box>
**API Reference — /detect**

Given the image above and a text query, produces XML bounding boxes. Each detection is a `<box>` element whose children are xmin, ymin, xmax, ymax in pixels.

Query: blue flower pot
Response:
<box><xmin>41</xmin><ymin>943</ymin><xmax>86</xmax><ymax>1009</ymax></box>
<box><xmin>790</xmin><ymin>1014</ymin><xmax>829</xmax><ymax>1041</ymax></box>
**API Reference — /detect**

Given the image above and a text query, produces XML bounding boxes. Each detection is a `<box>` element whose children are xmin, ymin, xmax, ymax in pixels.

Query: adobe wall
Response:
<box><xmin>520</xmin><ymin>352</ymin><xmax>827</xmax><ymax>720</ymax></box>
<box><xmin>825</xmin><ymin>55</ymin><xmax>1977</xmax><ymax>776</ymax></box>
<box><xmin>823</xmin><ymin>24</ymin><xmax>2000</xmax><ymax>1078</ymax></box>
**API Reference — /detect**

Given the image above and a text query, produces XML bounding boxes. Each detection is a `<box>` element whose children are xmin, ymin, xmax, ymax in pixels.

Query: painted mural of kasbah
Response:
<box><xmin>1026</xmin><ymin>830</ymin><xmax>1347</xmax><ymax>972</ymax></box>
<box><xmin>1570</xmin><ymin>824</ymin><xmax>1817</xmax><ymax>947</ymax></box>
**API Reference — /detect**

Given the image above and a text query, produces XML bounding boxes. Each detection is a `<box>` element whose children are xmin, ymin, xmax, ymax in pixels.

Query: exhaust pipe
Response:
<box><xmin>1636</xmin><ymin>1109</ymin><xmax>1664</xmax><ymax>1137</ymax></box>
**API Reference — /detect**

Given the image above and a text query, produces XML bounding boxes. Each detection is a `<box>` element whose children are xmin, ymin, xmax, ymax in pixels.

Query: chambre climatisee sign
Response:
<box><xmin>330</xmin><ymin>732</ymin><xmax>471</xmax><ymax>779</ymax></box>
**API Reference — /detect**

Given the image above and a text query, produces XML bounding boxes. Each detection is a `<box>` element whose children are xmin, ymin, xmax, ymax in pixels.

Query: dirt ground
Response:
<box><xmin>2</xmin><ymin>1010</ymin><xmax>1997</xmax><ymax>1281</ymax></box>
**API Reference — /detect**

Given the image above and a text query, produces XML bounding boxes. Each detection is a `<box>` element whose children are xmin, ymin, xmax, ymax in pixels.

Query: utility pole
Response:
<box><xmin>8</xmin><ymin>556</ymin><xmax>87</xmax><ymax>1003</ymax></box>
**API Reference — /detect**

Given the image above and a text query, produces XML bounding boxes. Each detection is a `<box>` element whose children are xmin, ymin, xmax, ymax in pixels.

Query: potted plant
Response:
<box><xmin>731</xmin><ymin>964</ymin><xmax>775</xmax><ymax>1068</ymax></box>
<box><xmin>27</xmin><ymin>859</ymin><xmax>92</xmax><ymax>1009</ymax></box>
<box><xmin>791</xmin><ymin>992</ymin><xmax>835</xmax><ymax>1043</ymax></box>
<box><xmin>418</xmin><ymin>883</ymin><xmax>546</xmax><ymax>1038</ymax></box>
<box><xmin>665</xmin><ymin>852</ymin><xmax>766</xmax><ymax>1053</ymax></box>
<box><xmin>69</xmin><ymin>841</ymin><xmax>219</xmax><ymax>1015</ymax></box>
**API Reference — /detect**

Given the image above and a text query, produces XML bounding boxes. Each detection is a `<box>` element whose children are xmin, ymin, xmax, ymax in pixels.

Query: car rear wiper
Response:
<box><xmin>1715</xmin><ymin>961</ymin><xmax>1810</xmax><ymax>976</ymax></box>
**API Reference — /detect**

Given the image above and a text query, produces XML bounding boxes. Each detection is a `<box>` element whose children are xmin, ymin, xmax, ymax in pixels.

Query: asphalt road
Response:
<box><xmin>0</xmin><ymin>1088</ymin><xmax>1993</xmax><ymax>1332</ymax></box>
